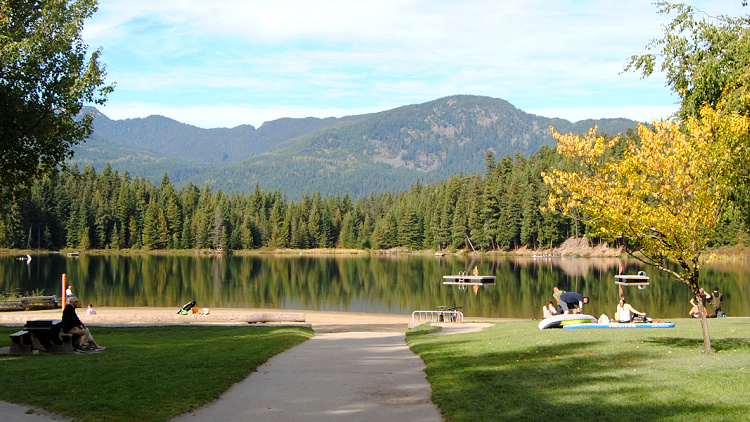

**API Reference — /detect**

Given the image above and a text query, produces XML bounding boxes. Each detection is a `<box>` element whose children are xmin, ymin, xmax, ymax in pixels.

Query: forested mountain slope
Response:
<box><xmin>72</xmin><ymin>96</ymin><xmax>639</xmax><ymax>199</ymax></box>
<box><xmin>189</xmin><ymin>95</ymin><xmax>639</xmax><ymax>198</ymax></box>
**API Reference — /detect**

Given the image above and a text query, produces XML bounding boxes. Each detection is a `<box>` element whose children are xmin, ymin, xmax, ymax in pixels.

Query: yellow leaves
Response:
<box><xmin>545</xmin><ymin>103</ymin><xmax>750</xmax><ymax>262</ymax></box>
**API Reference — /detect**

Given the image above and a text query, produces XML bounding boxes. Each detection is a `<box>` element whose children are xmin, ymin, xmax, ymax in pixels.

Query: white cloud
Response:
<box><xmin>83</xmin><ymin>0</ymin><xmax>747</xmax><ymax>128</ymax></box>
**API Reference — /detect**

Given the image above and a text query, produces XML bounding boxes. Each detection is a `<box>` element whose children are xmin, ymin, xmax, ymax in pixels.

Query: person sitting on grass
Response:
<box><xmin>711</xmin><ymin>287</ymin><xmax>724</xmax><ymax>317</ymax></box>
<box><xmin>62</xmin><ymin>296</ymin><xmax>104</xmax><ymax>351</ymax></box>
<box><xmin>615</xmin><ymin>296</ymin><xmax>646</xmax><ymax>323</ymax></box>
<box><xmin>689</xmin><ymin>288</ymin><xmax>712</xmax><ymax>318</ymax></box>
<box><xmin>689</xmin><ymin>298</ymin><xmax>701</xmax><ymax>318</ymax></box>
<box><xmin>542</xmin><ymin>301</ymin><xmax>557</xmax><ymax>318</ymax></box>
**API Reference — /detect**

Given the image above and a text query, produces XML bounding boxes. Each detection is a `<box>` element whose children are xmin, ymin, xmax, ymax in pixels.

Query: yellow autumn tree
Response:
<box><xmin>543</xmin><ymin>103</ymin><xmax>750</xmax><ymax>352</ymax></box>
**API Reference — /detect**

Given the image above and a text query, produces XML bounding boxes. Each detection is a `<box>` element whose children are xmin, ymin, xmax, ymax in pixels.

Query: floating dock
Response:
<box><xmin>614</xmin><ymin>274</ymin><xmax>650</xmax><ymax>286</ymax></box>
<box><xmin>442</xmin><ymin>275</ymin><xmax>496</xmax><ymax>285</ymax></box>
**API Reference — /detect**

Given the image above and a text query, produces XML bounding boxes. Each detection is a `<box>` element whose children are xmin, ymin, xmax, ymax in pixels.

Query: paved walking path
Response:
<box><xmin>0</xmin><ymin>401</ymin><xmax>72</xmax><ymax>422</ymax></box>
<box><xmin>0</xmin><ymin>308</ymin><xmax>499</xmax><ymax>422</ymax></box>
<box><xmin>0</xmin><ymin>330</ymin><xmax>447</xmax><ymax>422</ymax></box>
<box><xmin>171</xmin><ymin>331</ymin><xmax>442</xmax><ymax>422</ymax></box>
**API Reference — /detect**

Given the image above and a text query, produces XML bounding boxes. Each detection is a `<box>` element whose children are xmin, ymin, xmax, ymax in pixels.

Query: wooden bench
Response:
<box><xmin>0</xmin><ymin>296</ymin><xmax>59</xmax><ymax>311</ymax></box>
<box><xmin>21</xmin><ymin>296</ymin><xmax>60</xmax><ymax>310</ymax></box>
<box><xmin>0</xmin><ymin>300</ymin><xmax>26</xmax><ymax>311</ymax></box>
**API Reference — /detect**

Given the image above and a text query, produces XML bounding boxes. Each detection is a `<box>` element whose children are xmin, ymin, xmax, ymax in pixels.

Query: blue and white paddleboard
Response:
<box><xmin>563</xmin><ymin>322</ymin><xmax>675</xmax><ymax>329</ymax></box>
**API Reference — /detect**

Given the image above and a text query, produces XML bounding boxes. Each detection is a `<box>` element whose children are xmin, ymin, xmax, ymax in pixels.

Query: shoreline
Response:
<box><xmin>0</xmin><ymin>307</ymin><xmax>518</xmax><ymax>333</ymax></box>
<box><xmin>3</xmin><ymin>242</ymin><xmax>749</xmax><ymax>260</ymax></box>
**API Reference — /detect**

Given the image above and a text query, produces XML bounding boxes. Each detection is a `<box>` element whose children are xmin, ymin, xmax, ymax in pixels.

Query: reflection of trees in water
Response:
<box><xmin>2</xmin><ymin>254</ymin><xmax>749</xmax><ymax>318</ymax></box>
<box><xmin>509</xmin><ymin>256</ymin><xmax>623</xmax><ymax>278</ymax></box>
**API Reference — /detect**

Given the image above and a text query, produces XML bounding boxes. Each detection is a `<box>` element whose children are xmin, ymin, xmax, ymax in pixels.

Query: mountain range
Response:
<box><xmin>72</xmin><ymin>95</ymin><xmax>640</xmax><ymax>199</ymax></box>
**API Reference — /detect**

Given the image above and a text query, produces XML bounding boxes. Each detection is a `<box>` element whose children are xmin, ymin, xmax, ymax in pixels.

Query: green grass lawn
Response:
<box><xmin>0</xmin><ymin>325</ymin><xmax>312</xmax><ymax>421</ymax></box>
<box><xmin>407</xmin><ymin>318</ymin><xmax>750</xmax><ymax>422</ymax></box>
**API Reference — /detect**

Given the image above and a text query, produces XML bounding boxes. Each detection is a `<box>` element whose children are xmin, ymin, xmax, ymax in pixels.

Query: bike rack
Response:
<box><xmin>412</xmin><ymin>310</ymin><xmax>460</xmax><ymax>324</ymax></box>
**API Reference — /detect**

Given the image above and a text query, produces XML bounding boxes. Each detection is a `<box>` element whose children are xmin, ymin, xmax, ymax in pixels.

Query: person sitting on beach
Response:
<box><xmin>62</xmin><ymin>296</ymin><xmax>104</xmax><ymax>351</ymax></box>
<box><xmin>86</xmin><ymin>303</ymin><xmax>97</xmax><ymax>315</ymax></box>
<box><xmin>543</xmin><ymin>301</ymin><xmax>557</xmax><ymax>319</ymax></box>
<box><xmin>615</xmin><ymin>297</ymin><xmax>646</xmax><ymax>323</ymax></box>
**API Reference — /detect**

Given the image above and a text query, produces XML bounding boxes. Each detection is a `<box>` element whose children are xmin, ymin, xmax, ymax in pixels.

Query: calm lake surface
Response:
<box><xmin>2</xmin><ymin>253</ymin><xmax>748</xmax><ymax>319</ymax></box>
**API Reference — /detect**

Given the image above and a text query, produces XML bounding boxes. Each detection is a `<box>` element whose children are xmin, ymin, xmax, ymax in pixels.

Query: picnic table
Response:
<box><xmin>9</xmin><ymin>319</ymin><xmax>75</xmax><ymax>355</ymax></box>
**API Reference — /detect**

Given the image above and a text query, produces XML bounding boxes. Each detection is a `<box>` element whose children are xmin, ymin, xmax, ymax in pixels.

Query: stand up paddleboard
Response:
<box><xmin>563</xmin><ymin>322</ymin><xmax>674</xmax><ymax>329</ymax></box>
<box><xmin>538</xmin><ymin>314</ymin><xmax>597</xmax><ymax>330</ymax></box>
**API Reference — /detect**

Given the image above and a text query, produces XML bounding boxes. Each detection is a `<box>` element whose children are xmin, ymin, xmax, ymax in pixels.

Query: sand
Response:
<box><xmin>0</xmin><ymin>306</ymin><xmax>511</xmax><ymax>333</ymax></box>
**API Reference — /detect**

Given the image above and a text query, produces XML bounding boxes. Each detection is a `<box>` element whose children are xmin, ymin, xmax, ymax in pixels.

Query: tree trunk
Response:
<box><xmin>687</xmin><ymin>272</ymin><xmax>713</xmax><ymax>353</ymax></box>
<box><xmin>698</xmin><ymin>301</ymin><xmax>713</xmax><ymax>352</ymax></box>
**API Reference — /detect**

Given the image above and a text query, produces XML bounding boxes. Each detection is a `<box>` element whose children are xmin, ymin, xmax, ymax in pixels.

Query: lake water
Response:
<box><xmin>2</xmin><ymin>253</ymin><xmax>747</xmax><ymax>319</ymax></box>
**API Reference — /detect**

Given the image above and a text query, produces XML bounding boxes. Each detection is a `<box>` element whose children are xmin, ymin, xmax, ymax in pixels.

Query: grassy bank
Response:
<box><xmin>407</xmin><ymin>318</ymin><xmax>750</xmax><ymax>422</ymax></box>
<box><xmin>0</xmin><ymin>325</ymin><xmax>312</xmax><ymax>421</ymax></box>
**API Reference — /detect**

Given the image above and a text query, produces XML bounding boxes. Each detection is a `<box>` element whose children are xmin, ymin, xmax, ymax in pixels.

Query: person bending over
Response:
<box><xmin>62</xmin><ymin>296</ymin><xmax>104</xmax><ymax>351</ymax></box>
<box><xmin>559</xmin><ymin>292</ymin><xmax>589</xmax><ymax>314</ymax></box>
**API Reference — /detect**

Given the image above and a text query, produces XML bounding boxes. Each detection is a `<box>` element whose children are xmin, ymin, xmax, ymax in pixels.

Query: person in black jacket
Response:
<box><xmin>711</xmin><ymin>287</ymin><xmax>724</xmax><ymax>317</ymax></box>
<box><xmin>62</xmin><ymin>296</ymin><xmax>104</xmax><ymax>351</ymax></box>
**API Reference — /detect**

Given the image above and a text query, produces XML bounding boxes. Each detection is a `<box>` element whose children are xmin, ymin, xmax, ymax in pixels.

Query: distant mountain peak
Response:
<box><xmin>72</xmin><ymin>95</ymin><xmax>639</xmax><ymax>199</ymax></box>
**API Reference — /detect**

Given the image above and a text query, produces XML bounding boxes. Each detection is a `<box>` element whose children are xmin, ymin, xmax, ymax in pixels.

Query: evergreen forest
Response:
<box><xmin>3</xmin><ymin>131</ymin><xmax>747</xmax><ymax>252</ymax></box>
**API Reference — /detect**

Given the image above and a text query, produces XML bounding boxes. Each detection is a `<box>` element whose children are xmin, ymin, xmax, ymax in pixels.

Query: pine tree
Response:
<box><xmin>142</xmin><ymin>198</ymin><xmax>160</xmax><ymax>250</ymax></box>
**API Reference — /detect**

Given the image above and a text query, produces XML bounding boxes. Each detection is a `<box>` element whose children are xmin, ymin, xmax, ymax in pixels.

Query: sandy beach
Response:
<box><xmin>0</xmin><ymin>306</ymin><xmax>513</xmax><ymax>333</ymax></box>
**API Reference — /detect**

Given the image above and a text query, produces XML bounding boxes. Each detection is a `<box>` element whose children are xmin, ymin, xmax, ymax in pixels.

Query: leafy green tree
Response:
<box><xmin>0</xmin><ymin>0</ymin><xmax>112</xmax><ymax>201</ymax></box>
<box><xmin>626</xmin><ymin>2</ymin><xmax>750</xmax><ymax>223</ymax></box>
<box><xmin>626</xmin><ymin>1</ymin><xmax>750</xmax><ymax>120</ymax></box>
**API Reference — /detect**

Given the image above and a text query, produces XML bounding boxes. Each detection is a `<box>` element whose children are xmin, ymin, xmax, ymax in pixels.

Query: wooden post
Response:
<box><xmin>61</xmin><ymin>274</ymin><xmax>66</xmax><ymax>306</ymax></box>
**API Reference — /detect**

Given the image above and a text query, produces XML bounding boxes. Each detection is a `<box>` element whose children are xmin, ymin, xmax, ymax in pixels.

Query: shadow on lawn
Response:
<box><xmin>644</xmin><ymin>336</ymin><xmax>750</xmax><ymax>351</ymax></box>
<box><xmin>416</xmin><ymin>336</ymin><xmax>742</xmax><ymax>422</ymax></box>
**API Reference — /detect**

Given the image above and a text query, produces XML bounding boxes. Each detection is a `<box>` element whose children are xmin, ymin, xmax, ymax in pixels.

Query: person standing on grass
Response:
<box><xmin>62</xmin><ymin>296</ymin><xmax>104</xmax><ymax>351</ymax></box>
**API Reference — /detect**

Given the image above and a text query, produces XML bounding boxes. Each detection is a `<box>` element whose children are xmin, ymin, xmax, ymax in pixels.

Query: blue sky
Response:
<box><xmin>82</xmin><ymin>0</ymin><xmax>747</xmax><ymax>129</ymax></box>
